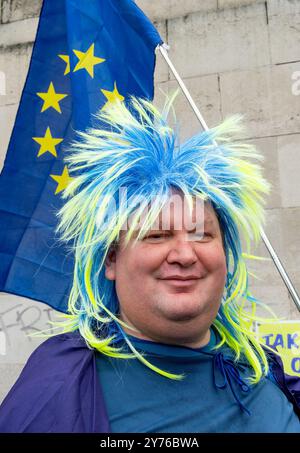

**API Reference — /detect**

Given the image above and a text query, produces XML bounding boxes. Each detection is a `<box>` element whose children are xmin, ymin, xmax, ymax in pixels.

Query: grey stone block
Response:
<box><xmin>247</xmin><ymin>136</ymin><xmax>281</xmax><ymax>209</ymax></box>
<box><xmin>0</xmin><ymin>43</ymin><xmax>32</xmax><ymax>106</ymax></box>
<box><xmin>248</xmin><ymin>281</ymin><xmax>291</xmax><ymax>318</ymax></box>
<box><xmin>220</xmin><ymin>63</ymin><xmax>300</xmax><ymax>138</ymax></box>
<box><xmin>0</xmin><ymin>17</ymin><xmax>38</xmax><ymax>46</ymax></box>
<box><xmin>263</xmin><ymin>208</ymin><xmax>289</xmax><ymax>259</ymax></box>
<box><xmin>154</xmin><ymin>73</ymin><xmax>222</xmax><ymax>142</ymax></box>
<box><xmin>278</xmin><ymin>134</ymin><xmax>300</xmax><ymax>208</ymax></box>
<box><xmin>247</xmin><ymin>263</ymin><xmax>293</xmax><ymax>321</ymax></box>
<box><xmin>136</xmin><ymin>0</ymin><xmax>217</xmax><ymax>21</ymax></box>
<box><xmin>248</xmin><ymin>206</ymin><xmax>300</xmax><ymax>312</ymax></box>
<box><xmin>0</xmin><ymin>293</ymin><xmax>60</xmax><ymax>364</ymax></box>
<box><xmin>218</xmin><ymin>0</ymin><xmax>265</xmax><ymax>9</ymax></box>
<box><xmin>289</xmin><ymin>286</ymin><xmax>300</xmax><ymax>319</ymax></box>
<box><xmin>268</xmin><ymin>0</ymin><xmax>300</xmax><ymax>65</ymax></box>
<box><xmin>1</xmin><ymin>0</ymin><xmax>42</xmax><ymax>24</ymax></box>
<box><xmin>167</xmin><ymin>3</ymin><xmax>270</xmax><ymax>78</ymax></box>
<box><xmin>0</xmin><ymin>363</ymin><xmax>24</xmax><ymax>405</ymax></box>
<box><xmin>0</xmin><ymin>103</ymin><xmax>18</xmax><ymax>168</ymax></box>
<box><xmin>247</xmin><ymin>241</ymin><xmax>283</xmax><ymax>285</ymax></box>
<box><xmin>245</xmin><ymin>205</ymin><xmax>294</xmax><ymax>264</ymax></box>
<box><xmin>280</xmin><ymin>207</ymin><xmax>300</xmax><ymax>270</ymax></box>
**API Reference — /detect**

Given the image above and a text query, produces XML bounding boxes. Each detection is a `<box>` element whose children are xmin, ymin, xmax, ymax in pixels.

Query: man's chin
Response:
<box><xmin>165</xmin><ymin>312</ymin><xmax>199</xmax><ymax>322</ymax></box>
<box><xmin>159</xmin><ymin>302</ymin><xmax>204</xmax><ymax>323</ymax></box>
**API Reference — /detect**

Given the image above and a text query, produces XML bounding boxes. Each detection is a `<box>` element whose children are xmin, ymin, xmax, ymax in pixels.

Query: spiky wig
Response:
<box><xmin>38</xmin><ymin>96</ymin><xmax>276</xmax><ymax>383</ymax></box>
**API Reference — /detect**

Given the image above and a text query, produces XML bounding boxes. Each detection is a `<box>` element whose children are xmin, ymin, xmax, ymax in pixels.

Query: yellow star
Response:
<box><xmin>50</xmin><ymin>166</ymin><xmax>73</xmax><ymax>195</ymax></box>
<box><xmin>32</xmin><ymin>127</ymin><xmax>63</xmax><ymax>158</ymax></box>
<box><xmin>73</xmin><ymin>43</ymin><xmax>105</xmax><ymax>78</ymax></box>
<box><xmin>58</xmin><ymin>54</ymin><xmax>70</xmax><ymax>75</ymax></box>
<box><xmin>101</xmin><ymin>82</ymin><xmax>125</xmax><ymax>110</ymax></box>
<box><xmin>37</xmin><ymin>82</ymin><xmax>68</xmax><ymax>114</ymax></box>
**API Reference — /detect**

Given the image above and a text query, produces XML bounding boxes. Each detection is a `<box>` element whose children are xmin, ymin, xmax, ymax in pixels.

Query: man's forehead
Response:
<box><xmin>125</xmin><ymin>195</ymin><xmax>219</xmax><ymax>234</ymax></box>
<box><xmin>153</xmin><ymin>202</ymin><xmax>217</xmax><ymax>229</ymax></box>
<box><xmin>117</xmin><ymin>197</ymin><xmax>221</xmax><ymax>246</ymax></box>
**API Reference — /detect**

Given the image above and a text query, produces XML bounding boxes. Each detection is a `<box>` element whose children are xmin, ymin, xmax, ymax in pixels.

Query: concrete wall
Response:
<box><xmin>0</xmin><ymin>0</ymin><xmax>299</xmax><ymax>403</ymax></box>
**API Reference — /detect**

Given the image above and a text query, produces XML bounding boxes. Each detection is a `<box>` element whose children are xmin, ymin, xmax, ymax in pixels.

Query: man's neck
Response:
<box><xmin>123</xmin><ymin>326</ymin><xmax>211</xmax><ymax>349</ymax></box>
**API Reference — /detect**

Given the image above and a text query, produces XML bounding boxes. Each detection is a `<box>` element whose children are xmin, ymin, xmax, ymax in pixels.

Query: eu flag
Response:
<box><xmin>0</xmin><ymin>0</ymin><xmax>162</xmax><ymax>313</ymax></box>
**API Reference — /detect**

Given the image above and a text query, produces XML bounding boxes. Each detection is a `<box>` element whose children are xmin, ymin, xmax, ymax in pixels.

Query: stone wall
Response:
<box><xmin>0</xmin><ymin>0</ymin><xmax>299</xmax><ymax>403</ymax></box>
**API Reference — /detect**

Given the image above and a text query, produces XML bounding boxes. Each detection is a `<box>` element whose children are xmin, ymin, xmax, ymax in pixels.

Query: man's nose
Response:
<box><xmin>166</xmin><ymin>235</ymin><xmax>198</xmax><ymax>267</ymax></box>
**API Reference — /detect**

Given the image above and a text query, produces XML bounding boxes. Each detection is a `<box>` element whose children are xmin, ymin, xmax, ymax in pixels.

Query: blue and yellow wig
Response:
<box><xmin>41</xmin><ymin>96</ymin><xmax>275</xmax><ymax>383</ymax></box>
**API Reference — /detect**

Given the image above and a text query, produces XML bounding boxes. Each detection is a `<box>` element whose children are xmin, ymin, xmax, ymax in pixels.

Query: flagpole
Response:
<box><xmin>158</xmin><ymin>44</ymin><xmax>300</xmax><ymax>312</ymax></box>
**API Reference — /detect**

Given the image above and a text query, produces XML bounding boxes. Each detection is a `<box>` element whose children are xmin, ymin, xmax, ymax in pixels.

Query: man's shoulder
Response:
<box><xmin>27</xmin><ymin>330</ymin><xmax>92</xmax><ymax>367</ymax></box>
<box><xmin>0</xmin><ymin>330</ymin><xmax>101</xmax><ymax>433</ymax></box>
<box><xmin>0</xmin><ymin>330</ymin><xmax>93</xmax><ymax>407</ymax></box>
<box><xmin>32</xmin><ymin>329</ymin><xmax>87</xmax><ymax>350</ymax></box>
<box><xmin>262</xmin><ymin>344</ymin><xmax>300</xmax><ymax>418</ymax></box>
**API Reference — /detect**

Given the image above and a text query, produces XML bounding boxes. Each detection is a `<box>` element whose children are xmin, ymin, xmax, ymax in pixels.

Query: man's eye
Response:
<box><xmin>144</xmin><ymin>233</ymin><xmax>168</xmax><ymax>240</ymax></box>
<box><xmin>189</xmin><ymin>232</ymin><xmax>212</xmax><ymax>241</ymax></box>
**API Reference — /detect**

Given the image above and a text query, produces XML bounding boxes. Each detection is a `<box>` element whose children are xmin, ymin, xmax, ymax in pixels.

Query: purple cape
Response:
<box><xmin>0</xmin><ymin>331</ymin><xmax>110</xmax><ymax>433</ymax></box>
<box><xmin>0</xmin><ymin>331</ymin><xmax>299</xmax><ymax>433</ymax></box>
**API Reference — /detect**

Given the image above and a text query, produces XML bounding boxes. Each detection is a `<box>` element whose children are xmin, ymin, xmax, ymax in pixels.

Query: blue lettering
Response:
<box><xmin>287</xmin><ymin>333</ymin><xmax>299</xmax><ymax>349</ymax></box>
<box><xmin>291</xmin><ymin>358</ymin><xmax>300</xmax><ymax>373</ymax></box>
<box><xmin>273</xmin><ymin>334</ymin><xmax>284</xmax><ymax>349</ymax></box>
<box><xmin>262</xmin><ymin>334</ymin><xmax>274</xmax><ymax>346</ymax></box>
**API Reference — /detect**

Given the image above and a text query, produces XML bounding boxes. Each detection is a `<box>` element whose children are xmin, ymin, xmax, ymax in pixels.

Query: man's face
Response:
<box><xmin>105</xmin><ymin>194</ymin><xmax>227</xmax><ymax>348</ymax></box>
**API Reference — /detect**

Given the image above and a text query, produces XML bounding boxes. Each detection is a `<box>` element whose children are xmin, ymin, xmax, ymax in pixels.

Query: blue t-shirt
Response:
<box><xmin>95</xmin><ymin>327</ymin><xmax>300</xmax><ymax>433</ymax></box>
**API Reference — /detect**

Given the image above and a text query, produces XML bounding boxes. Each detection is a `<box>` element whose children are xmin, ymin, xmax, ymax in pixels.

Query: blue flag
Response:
<box><xmin>0</xmin><ymin>0</ymin><xmax>162</xmax><ymax>313</ymax></box>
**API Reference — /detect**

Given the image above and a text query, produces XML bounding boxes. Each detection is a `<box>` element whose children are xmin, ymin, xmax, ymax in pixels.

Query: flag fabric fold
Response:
<box><xmin>0</xmin><ymin>0</ymin><xmax>162</xmax><ymax>312</ymax></box>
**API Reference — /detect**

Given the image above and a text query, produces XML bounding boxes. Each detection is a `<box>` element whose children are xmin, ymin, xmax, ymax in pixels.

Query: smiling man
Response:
<box><xmin>105</xmin><ymin>196</ymin><xmax>227</xmax><ymax>349</ymax></box>
<box><xmin>0</xmin><ymin>97</ymin><xmax>299</xmax><ymax>433</ymax></box>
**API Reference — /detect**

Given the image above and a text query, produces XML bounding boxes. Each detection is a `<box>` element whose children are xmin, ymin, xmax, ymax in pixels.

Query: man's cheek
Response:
<box><xmin>204</xmin><ymin>250</ymin><xmax>226</xmax><ymax>273</ymax></box>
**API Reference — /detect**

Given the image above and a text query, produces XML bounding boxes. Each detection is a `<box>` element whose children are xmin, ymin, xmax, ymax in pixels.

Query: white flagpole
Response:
<box><xmin>158</xmin><ymin>44</ymin><xmax>300</xmax><ymax>311</ymax></box>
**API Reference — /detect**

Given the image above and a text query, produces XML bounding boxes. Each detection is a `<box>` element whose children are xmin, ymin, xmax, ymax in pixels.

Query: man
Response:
<box><xmin>0</xmin><ymin>97</ymin><xmax>299</xmax><ymax>433</ymax></box>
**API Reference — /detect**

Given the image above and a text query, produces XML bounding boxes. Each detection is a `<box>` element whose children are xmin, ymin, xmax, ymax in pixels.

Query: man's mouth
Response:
<box><xmin>160</xmin><ymin>275</ymin><xmax>201</xmax><ymax>281</ymax></box>
<box><xmin>159</xmin><ymin>277</ymin><xmax>200</xmax><ymax>287</ymax></box>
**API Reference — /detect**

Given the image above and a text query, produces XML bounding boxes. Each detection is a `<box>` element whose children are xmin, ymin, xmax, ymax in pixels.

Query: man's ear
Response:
<box><xmin>104</xmin><ymin>247</ymin><xmax>117</xmax><ymax>281</ymax></box>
